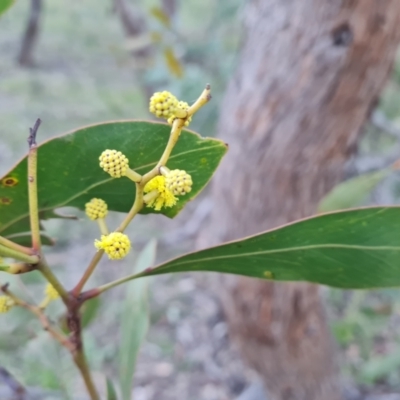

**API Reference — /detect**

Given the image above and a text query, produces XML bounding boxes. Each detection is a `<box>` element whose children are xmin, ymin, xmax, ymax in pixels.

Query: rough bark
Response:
<box><xmin>198</xmin><ymin>1</ymin><xmax>400</xmax><ymax>399</ymax></box>
<box><xmin>17</xmin><ymin>0</ymin><xmax>42</xmax><ymax>67</ymax></box>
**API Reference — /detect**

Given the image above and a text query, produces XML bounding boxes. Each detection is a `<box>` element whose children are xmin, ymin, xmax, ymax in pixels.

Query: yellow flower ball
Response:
<box><xmin>144</xmin><ymin>176</ymin><xmax>177</xmax><ymax>211</ymax></box>
<box><xmin>99</xmin><ymin>150</ymin><xmax>129</xmax><ymax>178</ymax></box>
<box><xmin>167</xmin><ymin>101</ymin><xmax>192</xmax><ymax>127</ymax></box>
<box><xmin>95</xmin><ymin>232</ymin><xmax>131</xmax><ymax>260</ymax></box>
<box><xmin>149</xmin><ymin>91</ymin><xmax>179</xmax><ymax>120</ymax></box>
<box><xmin>165</xmin><ymin>169</ymin><xmax>193</xmax><ymax>196</ymax></box>
<box><xmin>85</xmin><ymin>198</ymin><xmax>108</xmax><ymax>220</ymax></box>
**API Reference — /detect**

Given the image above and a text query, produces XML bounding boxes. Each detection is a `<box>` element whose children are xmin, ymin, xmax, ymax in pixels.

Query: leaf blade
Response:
<box><xmin>0</xmin><ymin>121</ymin><xmax>227</xmax><ymax>239</ymax></box>
<box><xmin>140</xmin><ymin>207</ymin><xmax>400</xmax><ymax>289</ymax></box>
<box><xmin>106</xmin><ymin>377</ymin><xmax>118</xmax><ymax>400</ymax></box>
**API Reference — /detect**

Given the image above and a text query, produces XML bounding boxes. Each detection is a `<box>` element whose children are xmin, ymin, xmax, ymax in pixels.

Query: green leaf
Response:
<box><xmin>106</xmin><ymin>377</ymin><xmax>118</xmax><ymax>400</ymax></box>
<box><xmin>119</xmin><ymin>240</ymin><xmax>155</xmax><ymax>400</ymax></box>
<box><xmin>318</xmin><ymin>169</ymin><xmax>391</xmax><ymax>213</ymax></box>
<box><xmin>0</xmin><ymin>121</ymin><xmax>227</xmax><ymax>241</ymax></box>
<box><xmin>140</xmin><ymin>207</ymin><xmax>400</xmax><ymax>289</ymax></box>
<box><xmin>0</xmin><ymin>0</ymin><xmax>14</xmax><ymax>16</ymax></box>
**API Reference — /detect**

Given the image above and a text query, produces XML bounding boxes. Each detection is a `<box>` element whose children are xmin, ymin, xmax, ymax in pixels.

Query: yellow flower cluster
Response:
<box><xmin>95</xmin><ymin>232</ymin><xmax>131</xmax><ymax>260</ymax></box>
<box><xmin>149</xmin><ymin>91</ymin><xmax>192</xmax><ymax>127</ymax></box>
<box><xmin>0</xmin><ymin>296</ymin><xmax>14</xmax><ymax>313</ymax></box>
<box><xmin>167</xmin><ymin>101</ymin><xmax>192</xmax><ymax>127</ymax></box>
<box><xmin>165</xmin><ymin>169</ymin><xmax>193</xmax><ymax>196</ymax></box>
<box><xmin>99</xmin><ymin>150</ymin><xmax>129</xmax><ymax>178</ymax></box>
<box><xmin>45</xmin><ymin>283</ymin><xmax>60</xmax><ymax>300</ymax></box>
<box><xmin>144</xmin><ymin>176</ymin><xmax>177</xmax><ymax>211</ymax></box>
<box><xmin>149</xmin><ymin>91</ymin><xmax>179</xmax><ymax>119</ymax></box>
<box><xmin>85</xmin><ymin>198</ymin><xmax>108</xmax><ymax>220</ymax></box>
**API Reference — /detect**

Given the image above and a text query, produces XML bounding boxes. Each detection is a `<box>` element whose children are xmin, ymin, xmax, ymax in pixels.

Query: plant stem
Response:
<box><xmin>73</xmin><ymin>350</ymin><xmax>100</xmax><ymax>400</ymax></box>
<box><xmin>91</xmin><ymin>270</ymin><xmax>147</xmax><ymax>295</ymax></box>
<box><xmin>71</xmin><ymin>250</ymin><xmax>104</xmax><ymax>296</ymax></box>
<box><xmin>36</xmin><ymin>256</ymin><xmax>69</xmax><ymax>304</ymax></box>
<box><xmin>27</xmin><ymin>118</ymin><xmax>42</xmax><ymax>251</ymax></box>
<box><xmin>116</xmin><ymin>183</ymin><xmax>144</xmax><ymax>232</ymax></box>
<box><xmin>140</xmin><ymin>119</ymin><xmax>184</xmax><ymax>185</ymax></box>
<box><xmin>0</xmin><ymin>243</ymin><xmax>39</xmax><ymax>264</ymax></box>
<box><xmin>97</xmin><ymin>219</ymin><xmax>108</xmax><ymax>235</ymax></box>
<box><xmin>187</xmin><ymin>83</ymin><xmax>211</xmax><ymax>117</ymax></box>
<box><xmin>0</xmin><ymin>236</ymin><xmax>33</xmax><ymax>255</ymax></box>
<box><xmin>1</xmin><ymin>263</ymin><xmax>35</xmax><ymax>274</ymax></box>
<box><xmin>67</xmin><ymin>297</ymin><xmax>100</xmax><ymax>400</ymax></box>
<box><xmin>126</xmin><ymin>168</ymin><xmax>142</xmax><ymax>183</ymax></box>
<box><xmin>157</xmin><ymin>119</ymin><xmax>183</xmax><ymax>169</ymax></box>
<box><xmin>73</xmin><ymin>184</ymin><xmax>144</xmax><ymax>295</ymax></box>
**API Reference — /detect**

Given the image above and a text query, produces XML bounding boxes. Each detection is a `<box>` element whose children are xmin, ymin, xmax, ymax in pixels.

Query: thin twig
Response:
<box><xmin>86</xmin><ymin>269</ymin><xmax>148</xmax><ymax>296</ymax></box>
<box><xmin>71</xmin><ymin>250</ymin><xmax>104</xmax><ymax>296</ymax></box>
<box><xmin>27</xmin><ymin>118</ymin><xmax>41</xmax><ymax>147</ymax></box>
<box><xmin>116</xmin><ymin>183</ymin><xmax>144</xmax><ymax>232</ymax></box>
<box><xmin>0</xmin><ymin>283</ymin><xmax>74</xmax><ymax>352</ymax></box>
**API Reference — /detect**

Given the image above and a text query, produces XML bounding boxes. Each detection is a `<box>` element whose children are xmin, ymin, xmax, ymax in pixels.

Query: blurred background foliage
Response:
<box><xmin>1</xmin><ymin>0</ymin><xmax>400</xmax><ymax>399</ymax></box>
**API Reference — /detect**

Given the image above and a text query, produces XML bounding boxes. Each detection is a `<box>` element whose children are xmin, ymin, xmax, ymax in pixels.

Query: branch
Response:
<box><xmin>66</xmin><ymin>299</ymin><xmax>100</xmax><ymax>400</ymax></box>
<box><xmin>0</xmin><ymin>283</ymin><xmax>74</xmax><ymax>352</ymax></box>
<box><xmin>71</xmin><ymin>251</ymin><xmax>104</xmax><ymax>297</ymax></box>
<box><xmin>27</xmin><ymin>118</ymin><xmax>41</xmax><ymax>147</ymax></box>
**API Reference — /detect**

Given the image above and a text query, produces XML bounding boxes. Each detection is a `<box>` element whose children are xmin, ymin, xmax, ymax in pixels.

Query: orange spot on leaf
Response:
<box><xmin>0</xmin><ymin>197</ymin><xmax>12</xmax><ymax>205</ymax></box>
<box><xmin>1</xmin><ymin>176</ymin><xmax>19</xmax><ymax>187</ymax></box>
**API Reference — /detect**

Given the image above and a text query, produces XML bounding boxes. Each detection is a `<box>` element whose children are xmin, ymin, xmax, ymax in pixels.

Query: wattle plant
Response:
<box><xmin>1</xmin><ymin>84</ymin><xmax>400</xmax><ymax>399</ymax></box>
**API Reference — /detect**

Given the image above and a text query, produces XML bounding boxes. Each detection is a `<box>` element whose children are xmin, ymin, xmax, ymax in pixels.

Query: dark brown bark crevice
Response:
<box><xmin>198</xmin><ymin>1</ymin><xmax>400</xmax><ymax>399</ymax></box>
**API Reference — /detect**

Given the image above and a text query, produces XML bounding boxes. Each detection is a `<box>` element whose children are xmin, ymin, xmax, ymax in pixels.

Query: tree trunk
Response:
<box><xmin>198</xmin><ymin>1</ymin><xmax>400</xmax><ymax>399</ymax></box>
